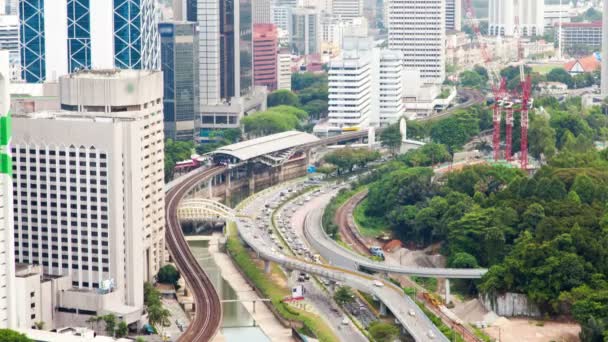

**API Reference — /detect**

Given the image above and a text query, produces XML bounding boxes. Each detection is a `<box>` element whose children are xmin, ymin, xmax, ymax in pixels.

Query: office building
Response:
<box><xmin>488</xmin><ymin>0</ymin><xmax>544</xmax><ymax>37</ymax></box>
<box><xmin>328</xmin><ymin>37</ymin><xmax>372</xmax><ymax>131</ymax></box>
<box><xmin>0</xmin><ymin>50</ymin><xmax>16</xmax><ymax>329</ymax></box>
<box><xmin>557</xmin><ymin>21</ymin><xmax>602</xmax><ymax>55</ymax></box>
<box><xmin>374</xmin><ymin>49</ymin><xmax>404</xmax><ymax>126</ymax></box>
<box><xmin>177</xmin><ymin>0</ymin><xmax>253</xmax><ymax>104</ymax></box>
<box><xmin>291</xmin><ymin>7</ymin><xmax>321</xmax><ymax>55</ymax></box>
<box><xmin>277</xmin><ymin>50</ymin><xmax>292</xmax><ymax>90</ymax></box>
<box><xmin>11</xmin><ymin>70</ymin><xmax>165</xmax><ymax>316</ymax></box>
<box><xmin>387</xmin><ymin>0</ymin><xmax>445</xmax><ymax>84</ymax></box>
<box><xmin>446</xmin><ymin>0</ymin><xmax>461</xmax><ymax>31</ymax></box>
<box><xmin>18</xmin><ymin>0</ymin><xmax>161</xmax><ymax>83</ymax></box>
<box><xmin>254</xmin><ymin>0</ymin><xmax>272</xmax><ymax>24</ymax></box>
<box><xmin>332</xmin><ymin>0</ymin><xmax>363</xmax><ymax>20</ymax></box>
<box><xmin>272</xmin><ymin>4</ymin><xmax>293</xmax><ymax>31</ymax></box>
<box><xmin>160</xmin><ymin>21</ymin><xmax>199</xmax><ymax>141</ymax></box>
<box><xmin>0</xmin><ymin>15</ymin><xmax>18</xmax><ymax>80</ymax></box>
<box><xmin>253</xmin><ymin>24</ymin><xmax>278</xmax><ymax>91</ymax></box>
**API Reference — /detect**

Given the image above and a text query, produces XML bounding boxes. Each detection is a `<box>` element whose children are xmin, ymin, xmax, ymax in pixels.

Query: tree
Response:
<box><xmin>333</xmin><ymin>286</ymin><xmax>355</xmax><ymax>305</ymax></box>
<box><xmin>136</xmin><ymin>337</ymin><xmax>146</xmax><ymax>342</ymax></box>
<box><xmin>268</xmin><ymin>89</ymin><xmax>299</xmax><ymax>107</ymax></box>
<box><xmin>547</xmin><ymin>68</ymin><xmax>574</xmax><ymax>88</ymax></box>
<box><xmin>116</xmin><ymin>321</ymin><xmax>129</xmax><ymax>338</ymax></box>
<box><xmin>528</xmin><ymin>115</ymin><xmax>556</xmax><ymax>161</ymax></box>
<box><xmin>164</xmin><ymin>139</ymin><xmax>194</xmax><ymax>181</ymax></box>
<box><xmin>316</xmin><ymin>164</ymin><xmax>337</xmax><ymax>175</ymax></box>
<box><xmin>459</xmin><ymin>70</ymin><xmax>484</xmax><ymax>88</ymax></box>
<box><xmin>241</xmin><ymin>106</ymin><xmax>308</xmax><ymax>137</ymax></box>
<box><xmin>449</xmin><ymin>252</ymin><xmax>479</xmax><ymax>268</ymax></box>
<box><xmin>144</xmin><ymin>282</ymin><xmax>162</xmax><ymax>307</ymax></box>
<box><xmin>322</xmin><ymin>148</ymin><xmax>380</xmax><ymax>174</ymax></box>
<box><xmin>148</xmin><ymin>305</ymin><xmax>171</xmax><ymax>328</ymax></box>
<box><xmin>0</xmin><ymin>329</ymin><xmax>33</xmax><ymax>342</ymax></box>
<box><xmin>301</xmin><ymin>99</ymin><xmax>328</xmax><ymax>119</ymax></box>
<box><xmin>157</xmin><ymin>264</ymin><xmax>180</xmax><ymax>287</ymax></box>
<box><xmin>380</xmin><ymin>123</ymin><xmax>402</xmax><ymax>154</ymax></box>
<box><xmin>368</xmin><ymin>321</ymin><xmax>400</xmax><ymax>342</ymax></box>
<box><xmin>33</xmin><ymin>321</ymin><xmax>44</xmax><ymax>330</ymax></box>
<box><xmin>102</xmin><ymin>314</ymin><xmax>117</xmax><ymax>337</ymax></box>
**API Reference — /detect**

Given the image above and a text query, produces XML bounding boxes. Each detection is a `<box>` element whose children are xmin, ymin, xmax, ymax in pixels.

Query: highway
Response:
<box><xmin>235</xmin><ymin>181</ymin><xmax>449</xmax><ymax>341</ymax></box>
<box><xmin>419</xmin><ymin>88</ymin><xmax>486</xmax><ymax>122</ymax></box>
<box><xmin>306</xmin><ymin>207</ymin><xmax>487</xmax><ymax>279</ymax></box>
<box><xmin>165</xmin><ymin>166</ymin><xmax>225</xmax><ymax>342</ymax></box>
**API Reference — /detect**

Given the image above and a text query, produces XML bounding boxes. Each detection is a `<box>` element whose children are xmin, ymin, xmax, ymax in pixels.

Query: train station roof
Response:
<box><xmin>212</xmin><ymin>131</ymin><xmax>319</xmax><ymax>161</ymax></box>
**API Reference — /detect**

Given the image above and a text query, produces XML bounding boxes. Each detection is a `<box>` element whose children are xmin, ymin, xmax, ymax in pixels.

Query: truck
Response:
<box><xmin>369</xmin><ymin>246</ymin><xmax>385</xmax><ymax>260</ymax></box>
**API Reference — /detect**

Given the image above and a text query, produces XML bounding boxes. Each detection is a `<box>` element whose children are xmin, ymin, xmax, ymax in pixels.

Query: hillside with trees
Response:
<box><xmin>357</xmin><ymin>97</ymin><xmax>608</xmax><ymax>341</ymax></box>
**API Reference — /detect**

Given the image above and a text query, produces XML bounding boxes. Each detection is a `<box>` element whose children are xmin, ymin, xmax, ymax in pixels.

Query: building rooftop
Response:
<box><xmin>63</xmin><ymin>69</ymin><xmax>157</xmax><ymax>80</ymax></box>
<box><xmin>213</xmin><ymin>131</ymin><xmax>319</xmax><ymax>161</ymax></box>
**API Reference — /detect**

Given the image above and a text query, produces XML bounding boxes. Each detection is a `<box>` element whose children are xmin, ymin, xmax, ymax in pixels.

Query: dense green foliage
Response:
<box><xmin>157</xmin><ymin>264</ymin><xmax>180</xmax><ymax>287</ymax></box>
<box><xmin>0</xmin><ymin>329</ymin><xmax>33</xmax><ymax>342</ymax></box>
<box><xmin>359</xmin><ymin>96</ymin><xmax>608</xmax><ymax>340</ymax></box>
<box><xmin>458</xmin><ymin>66</ymin><xmax>489</xmax><ymax>89</ymax></box>
<box><xmin>268</xmin><ymin>89</ymin><xmax>300</xmax><ymax>107</ymax></box>
<box><xmin>368</xmin><ymin>321</ymin><xmax>400</xmax><ymax>342</ymax></box>
<box><xmin>322</xmin><ymin>148</ymin><xmax>381</xmax><ymax>174</ymax></box>
<box><xmin>164</xmin><ymin>139</ymin><xmax>194</xmax><ymax>181</ymax></box>
<box><xmin>144</xmin><ymin>282</ymin><xmax>171</xmax><ymax>330</ymax></box>
<box><xmin>241</xmin><ymin>106</ymin><xmax>308</xmax><ymax>136</ymax></box>
<box><xmin>333</xmin><ymin>286</ymin><xmax>355</xmax><ymax>305</ymax></box>
<box><xmin>291</xmin><ymin>72</ymin><xmax>329</xmax><ymax>119</ymax></box>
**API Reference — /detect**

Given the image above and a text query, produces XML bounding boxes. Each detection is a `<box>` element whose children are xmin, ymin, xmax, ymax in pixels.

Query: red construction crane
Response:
<box><xmin>463</xmin><ymin>0</ymin><xmax>530</xmax><ymax>170</ymax></box>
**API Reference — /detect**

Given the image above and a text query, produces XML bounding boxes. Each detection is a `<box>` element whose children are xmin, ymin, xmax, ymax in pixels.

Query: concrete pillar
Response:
<box><xmin>264</xmin><ymin>260</ymin><xmax>271</xmax><ymax>274</ymax></box>
<box><xmin>379</xmin><ymin>302</ymin><xmax>387</xmax><ymax>316</ymax></box>
<box><xmin>208</xmin><ymin>178</ymin><xmax>213</xmax><ymax>198</ymax></box>
<box><xmin>225</xmin><ymin>169</ymin><xmax>232</xmax><ymax>200</ymax></box>
<box><xmin>445</xmin><ymin>279</ymin><xmax>451</xmax><ymax>305</ymax></box>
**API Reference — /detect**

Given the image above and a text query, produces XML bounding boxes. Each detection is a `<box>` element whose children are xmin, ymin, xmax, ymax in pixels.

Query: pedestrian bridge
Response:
<box><xmin>177</xmin><ymin>198</ymin><xmax>235</xmax><ymax>221</ymax></box>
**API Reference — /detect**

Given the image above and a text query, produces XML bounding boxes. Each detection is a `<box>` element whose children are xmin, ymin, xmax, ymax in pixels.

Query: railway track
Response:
<box><xmin>165</xmin><ymin>166</ymin><xmax>226</xmax><ymax>342</ymax></box>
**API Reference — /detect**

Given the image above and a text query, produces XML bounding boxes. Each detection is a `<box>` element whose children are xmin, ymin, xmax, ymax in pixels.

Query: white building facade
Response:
<box><xmin>18</xmin><ymin>0</ymin><xmax>161</xmax><ymax>83</ymax></box>
<box><xmin>0</xmin><ymin>15</ymin><xmax>19</xmax><ymax>80</ymax></box>
<box><xmin>489</xmin><ymin>0</ymin><xmax>544</xmax><ymax>37</ymax></box>
<box><xmin>374</xmin><ymin>49</ymin><xmax>405</xmax><ymax>126</ymax></box>
<box><xmin>0</xmin><ymin>50</ymin><xmax>16</xmax><ymax>329</ymax></box>
<box><xmin>277</xmin><ymin>51</ymin><xmax>292</xmax><ymax>90</ymax></box>
<box><xmin>10</xmin><ymin>70</ymin><xmax>165</xmax><ymax>311</ymax></box>
<box><xmin>445</xmin><ymin>0</ymin><xmax>461</xmax><ymax>31</ymax></box>
<box><xmin>332</xmin><ymin>0</ymin><xmax>363</xmax><ymax>20</ymax></box>
<box><xmin>387</xmin><ymin>0</ymin><xmax>445</xmax><ymax>84</ymax></box>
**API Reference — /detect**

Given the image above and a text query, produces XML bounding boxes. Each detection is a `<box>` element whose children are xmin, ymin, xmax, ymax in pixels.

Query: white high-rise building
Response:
<box><xmin>18</xmin><ymin>0</ymin><xmax>161</xmax><ymax>83</ymax></box>
<box><xmin>10</xmin><ymin>70</ymin><xmax>165</xmax><ymax>311</ymax></box>
<box><xmin>254</xmin><ymin>0</ymin><xmax>273</xmax><ymax>23</ymax></box>
<box><xmin>374</xmin><ymin>49</ymin><xmax>405</xmax><ymax>126</ymax></box>
<box><xmin>332</xmin><ymin>0</ymin><xmax>363</xmax><ymax>20</ymax></box>
<box><xmin>446</xmin><ymin>0</ymin><xmax>461</xmax><ymax>31</ymax></box>
<box><xmin>291</xmin><ymin>7</ymin><xmax>322</xmax><ymax>55</ymax></box>
<box><xmin>387</xmin><ymin>0</ymin><xmax>445</xmax><ymax>84</ymax></box>
<box><xmin>328</xmin><ymin>37</ymin><xmax>372</xmax><ymax>130</ymax></box>
<box><xmin>277</xmin><ymin>51</ymin><xmax>292</xmax><ymax>90</ymax></box>
<box><xmin>0</xmin><ymin>15</ymin><xmax>19</xmax><ymax>80</ymax></box>
<box><xmin>272</xmin><ymin>5</ymin><xmax>294</xmax><ymax>31</ymax></box>
<box><xmin>0</xmin><ymin>50</ymin><xmax>17</xmax><ymax>329</ymax></box>
<box><xmin>489</xmin><ymin>0</ymin><xmax>544</xmax><ymax>37</ymax></box>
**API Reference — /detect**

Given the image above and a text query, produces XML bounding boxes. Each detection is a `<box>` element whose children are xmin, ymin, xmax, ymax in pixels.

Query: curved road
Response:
<box><xmin>235</xmin><ymin>182</ymin><xmax>449</xmax><ymax>341</ymax></box>
<box><xmin>165</xmin><ymin>166</ymin><xmax>225</xmax><ymax>342</ymax></box>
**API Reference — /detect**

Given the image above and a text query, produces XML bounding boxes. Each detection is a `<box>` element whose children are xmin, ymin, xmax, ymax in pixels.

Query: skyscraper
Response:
<box><xmin>18</xmin><ymin>0</ymin><xmax>161</xmax><ymax>83</ymax></box>
<box><xmin>160</xmin><ymin>21</ymin><xmax>199</xmax><ymax>141</ymax></box>
<box><xmin>177</xmin><ymin>0</ymin><xmax>253</xmax><ymax>103</ymax></box>
<box><xmin>332</xmin><ymin>0</ymin><xmax>363</xmax><ymax>20</ymax></box>
<box><xmin>488</xmin><ymin>0</ymin><xmax>544</xmax><ymax>37</ymax></box>
<box><xmin>0</xmin><ymin>15</ymin><xmax>19</xmax><ymax>80</ymax></box>
<box><xmin>253</xmin><ymin>0</ymin><xmax>272</xmax><ymax>24</ymax></box>
<box><xmin>387</xmin><ymin>0</ymin><xmax>445</xmax><ymax>84</ymax></box>
<box><xmin>253</xmin><ymin>23</ymin><xmax>278</xmax><ymax>91</ymax></box>
<box><xmin>291</xmin><ymin>7</ymin><xmax>321</xmax><ymax>55</ymax></box>
<box><xmin>0</xmin><ymin>51</ymin><xmax>16</xmax><ymax>329</ymax></box>
<box><xmin>11</xmin><ymin>70</ymin><xmax>165</xmax><ymax>309</ymax></box>
<box><xmin>445</xmin><ymin>0</ymin><xmax>461</xmax><ymax>31</ymax></box>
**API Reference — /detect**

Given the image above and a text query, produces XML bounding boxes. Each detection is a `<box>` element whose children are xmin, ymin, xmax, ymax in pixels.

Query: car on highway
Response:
<box><xmin>408</xmin><ymin>309</ymin><xmax>416</xmax><ymax>316</ymax></box>
<box><xmin>373</xmin><ymin>280</ymin><xmax>384</xmax><ymax>287</ymax></box>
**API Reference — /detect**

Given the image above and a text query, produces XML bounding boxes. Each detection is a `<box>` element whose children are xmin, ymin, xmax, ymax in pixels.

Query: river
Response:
<box><xmin>188</xmin><ymin>240</ymin><xmax>271</xmax><ymax>342</ymax></box>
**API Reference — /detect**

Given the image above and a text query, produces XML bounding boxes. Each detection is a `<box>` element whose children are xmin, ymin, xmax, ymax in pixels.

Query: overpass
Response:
<box><xmin>304</xmin><ymin>209</ymin><xmax>487</xmax><ymax>279</ymax></box>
